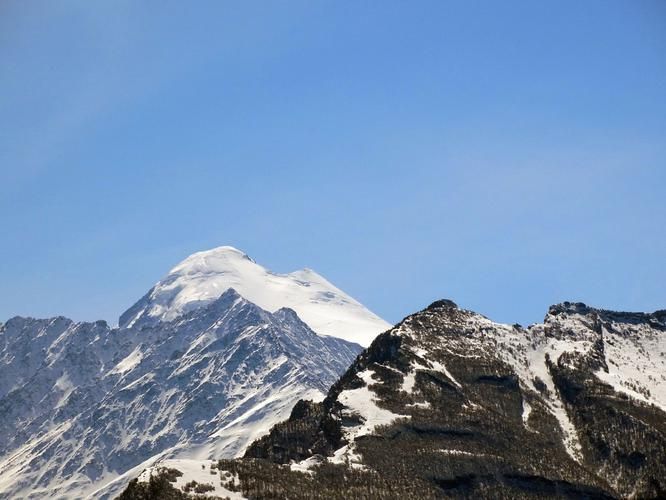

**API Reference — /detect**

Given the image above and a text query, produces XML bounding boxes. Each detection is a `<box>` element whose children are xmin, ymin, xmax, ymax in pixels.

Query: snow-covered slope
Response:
<box><xmin>0</xmin><ymin>290</ymin><xmax>362</xmax><ymax>499</ymax></box>
<box><xmin>119</xmin><ymin>246</ymin><xmax>390</xmax><ymax>346</ymax></box>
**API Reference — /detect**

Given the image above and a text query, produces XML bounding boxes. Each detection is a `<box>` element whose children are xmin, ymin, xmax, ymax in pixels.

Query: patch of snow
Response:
<box><xmin>428</xmin><ymin>359</ymin><xmax>462</xmax><ymax>389</ymax></box>
<box><xmin>522</xmin><ymin>399</ymin><xmax>532</xmax><ymax>425</ymax></box>
<box><xmin>437</xmin><ymin>449</ymin><xmax>498</xmax><ymax>459</ymax></box>
<box><xmin>327</xmin><ymin>368</ymin><xmax>409</xmax><ymax>471</ymax></box>
<box><xmin>409</xmin><ymin>347</ymin><xmax>462</xmax><ymax>390</ymax></box>
<box><xmin>139</xmin><ymin>459</ymin><xmax>247</xmax><ymax>499</ymax></box>
<box><xmin>53</xmin><ymin>372</ymin><xmax>75</xmax><ymax>408</ymax></box>
<box><xmin>400</xmin><ymin>371</ymin><xmax>416</xmax><ymax>393</ymax></box>
<box><xmin>289</xmin><ymin>456</ymin><xmax>321</xmax><ymax>475</ymax></box>
<box><xmin>550</xmin><ymin>400</ymin><xmax>582</xmax><ymax>460</ymax></box>
<box><xmin>329</xmin><ymin>444</ymin><xmax>367</xmax><ymax>470</ymax></box>
<box><xmin>110</xmin><ymin>346</ymin><xmax>143</xmax><ymax>375</ymax></box>
<box><xmin>406</xmin><ymin>401</ymin><xmax>431</xmax><ymax>409</ymax></box>
<box><xmin>596</xmin><ymin>325</ymin><xmax>666</xmax><ymax>411</ymax></box>
<box><xmin>437</xmin><ymin>449</ymin><xmax>477</xmax><ymax>457</ymax></box>
<box><xmin>338</xmin><ymin>369</ymin><xmax>408</xmax><ymax>442</ymax></box>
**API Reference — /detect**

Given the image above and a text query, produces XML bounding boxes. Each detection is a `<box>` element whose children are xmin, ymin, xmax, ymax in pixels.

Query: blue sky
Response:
<box><xmin>1</xmin><ymin>0</ymin><xmax>665</xmax><ymax>327</ymax></box>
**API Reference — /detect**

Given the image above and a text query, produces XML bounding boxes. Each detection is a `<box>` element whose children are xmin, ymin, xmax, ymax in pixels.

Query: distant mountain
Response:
<box><xmin>0</xmin><ymin>247</ymin><xmax>379</xmax><ymax>499</ymax></box>
<box><xmin>136</xmin><ymin>300</ymin><xmax>665</xmax><ymax>499</ymax></box>
<box><xmin>120</xmin><ymin>246</ymin><xmax>390</xmax><ymax>346</ymax></box>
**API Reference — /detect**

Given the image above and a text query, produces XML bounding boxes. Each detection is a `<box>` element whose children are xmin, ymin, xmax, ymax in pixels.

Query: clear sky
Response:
<box><xmin>1</xmin><ymin>1</ymin><xmax>665</xmax><ymax>328</ymax></box>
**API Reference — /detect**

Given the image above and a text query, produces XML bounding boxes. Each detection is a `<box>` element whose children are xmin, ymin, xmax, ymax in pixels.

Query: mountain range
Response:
<box><xmin>124</xmin><ymin>301</ymin><xmax>666</xmax><ymax>499</ymax></box>
<box><xmin>0</xmin><ymin>247</ymin><xmax>387</xmax><ymax>499</ymax></box>
<box><xmin>2</xmin><ymin>246</ymin><xmax>664</xmax><ymax>499</ymax></box>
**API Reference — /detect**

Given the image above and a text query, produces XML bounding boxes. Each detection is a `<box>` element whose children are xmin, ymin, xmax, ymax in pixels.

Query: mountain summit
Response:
<box><xmin>120</xmin><ymin>246</ymin><xmax>389</xmax><ymax>346</ymax></box>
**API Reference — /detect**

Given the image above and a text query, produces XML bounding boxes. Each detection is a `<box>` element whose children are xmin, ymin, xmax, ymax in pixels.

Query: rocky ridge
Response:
<box><xmin>0</xmin><ymin>289</ymin><xmax>363</xmax><ymax>499</ymax></box>
<box><xmin>221</xmin><ymin>300</ymin><xmax>666</xmax><ymax>499</ymax></box>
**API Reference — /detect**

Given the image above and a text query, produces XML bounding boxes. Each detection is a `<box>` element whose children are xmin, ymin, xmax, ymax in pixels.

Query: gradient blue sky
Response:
<box><xmin>2</xmin><ymin>1</ymin><xmax>665</xmax><ymax>327</ymax></box>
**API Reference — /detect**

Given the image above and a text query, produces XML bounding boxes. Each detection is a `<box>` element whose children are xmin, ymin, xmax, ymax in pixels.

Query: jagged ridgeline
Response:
<box><xmin>0</xmin><ymin>246</ymin><xmax>387</xmax><ymax>498</ymax></box>
<box><xmin>120</xmin><ymin>300</ymin><xmax>666</xmax><ymax>499</ymax></box>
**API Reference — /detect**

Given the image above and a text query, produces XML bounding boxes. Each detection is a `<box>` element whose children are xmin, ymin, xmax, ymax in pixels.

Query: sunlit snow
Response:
<box><xmin>119</xmin><ymin>246</ymin><xmax>390</xmax><ymax>346</ymax></box>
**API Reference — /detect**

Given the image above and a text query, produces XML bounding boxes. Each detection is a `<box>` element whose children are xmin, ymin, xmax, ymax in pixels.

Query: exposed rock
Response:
<box><xmin>239</xmin><ymin>301</ymin><xmax>666</xmax><ymax>499</ymax></box>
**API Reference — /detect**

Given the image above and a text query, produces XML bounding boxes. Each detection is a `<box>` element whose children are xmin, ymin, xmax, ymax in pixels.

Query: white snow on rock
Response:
<box><xmin>109</xmin><ymin>346</ymin><xmax>143</xmax><ymax>375</ymax></box>
<box><xmin>338</xmin><ymin>369</ymin><xmax>409</xmax><ymax>441</ymax></box>
<box><xmin>119</xmin><ymin>246</ymin><xmax>390</xmax><ymax>346</ymax></box>
<box><xmin>330</xmin><ymin>369</ymin><xmax>408</xmax><ymax>468</ymax></box>
<box><xmin>138</xmin><ymin>459</ymin><xmax>247</xmax><ymax>499</ymax></box>
<box><xmin>329</xmin><ymin>443</ymin><xmax>367</xmax><ymax>470</ymax></box>
<box><xmin>400</xmin><ymin>371</ymin><xmax>416</xmax><ymax>393</ymax></box>
<box><xmin>521</xmin><ymin>399</ymin><xmax>532</xmax><ymax>425</ymax></box>
<box><xmin>595</xmin><ymin>324</ymin><xmax>666</xmax><ymax>410</ymax></box>
<box><xmin>289</xmin><ymin>455</ymin><xmax>322</xmax><ymax>475</ymax></box>
<box><xmin>53</xmin><ymin>372</ymin><xmax>75</xmax><ymax>408</ymax></box>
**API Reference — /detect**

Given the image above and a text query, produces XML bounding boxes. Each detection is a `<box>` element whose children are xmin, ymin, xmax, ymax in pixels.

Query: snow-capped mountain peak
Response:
<box><xmin>120</xmin><ymin>245</ymin><xmax>390</xmax><ymax>346</ymax></box>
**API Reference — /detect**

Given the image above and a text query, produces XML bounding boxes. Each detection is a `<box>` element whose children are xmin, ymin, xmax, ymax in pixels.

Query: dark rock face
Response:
<box><xmin>427</xmin><ymin>299</ymin><xmax>458</xmax><ymax>311</ymax></box>
<box><xmin>245</xmin><ymin>400</ymin><xmax>341</xmax><ymax>464</ymax></box>
<box><xmin>238</xmin><ymin>301</ymin><xmax>666</xmax><ymax>499</ymax></box>
<box><xmin>549</xmin><ymin>360</ymin><xmax>666</xmax><ymax>497</ymax></box>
